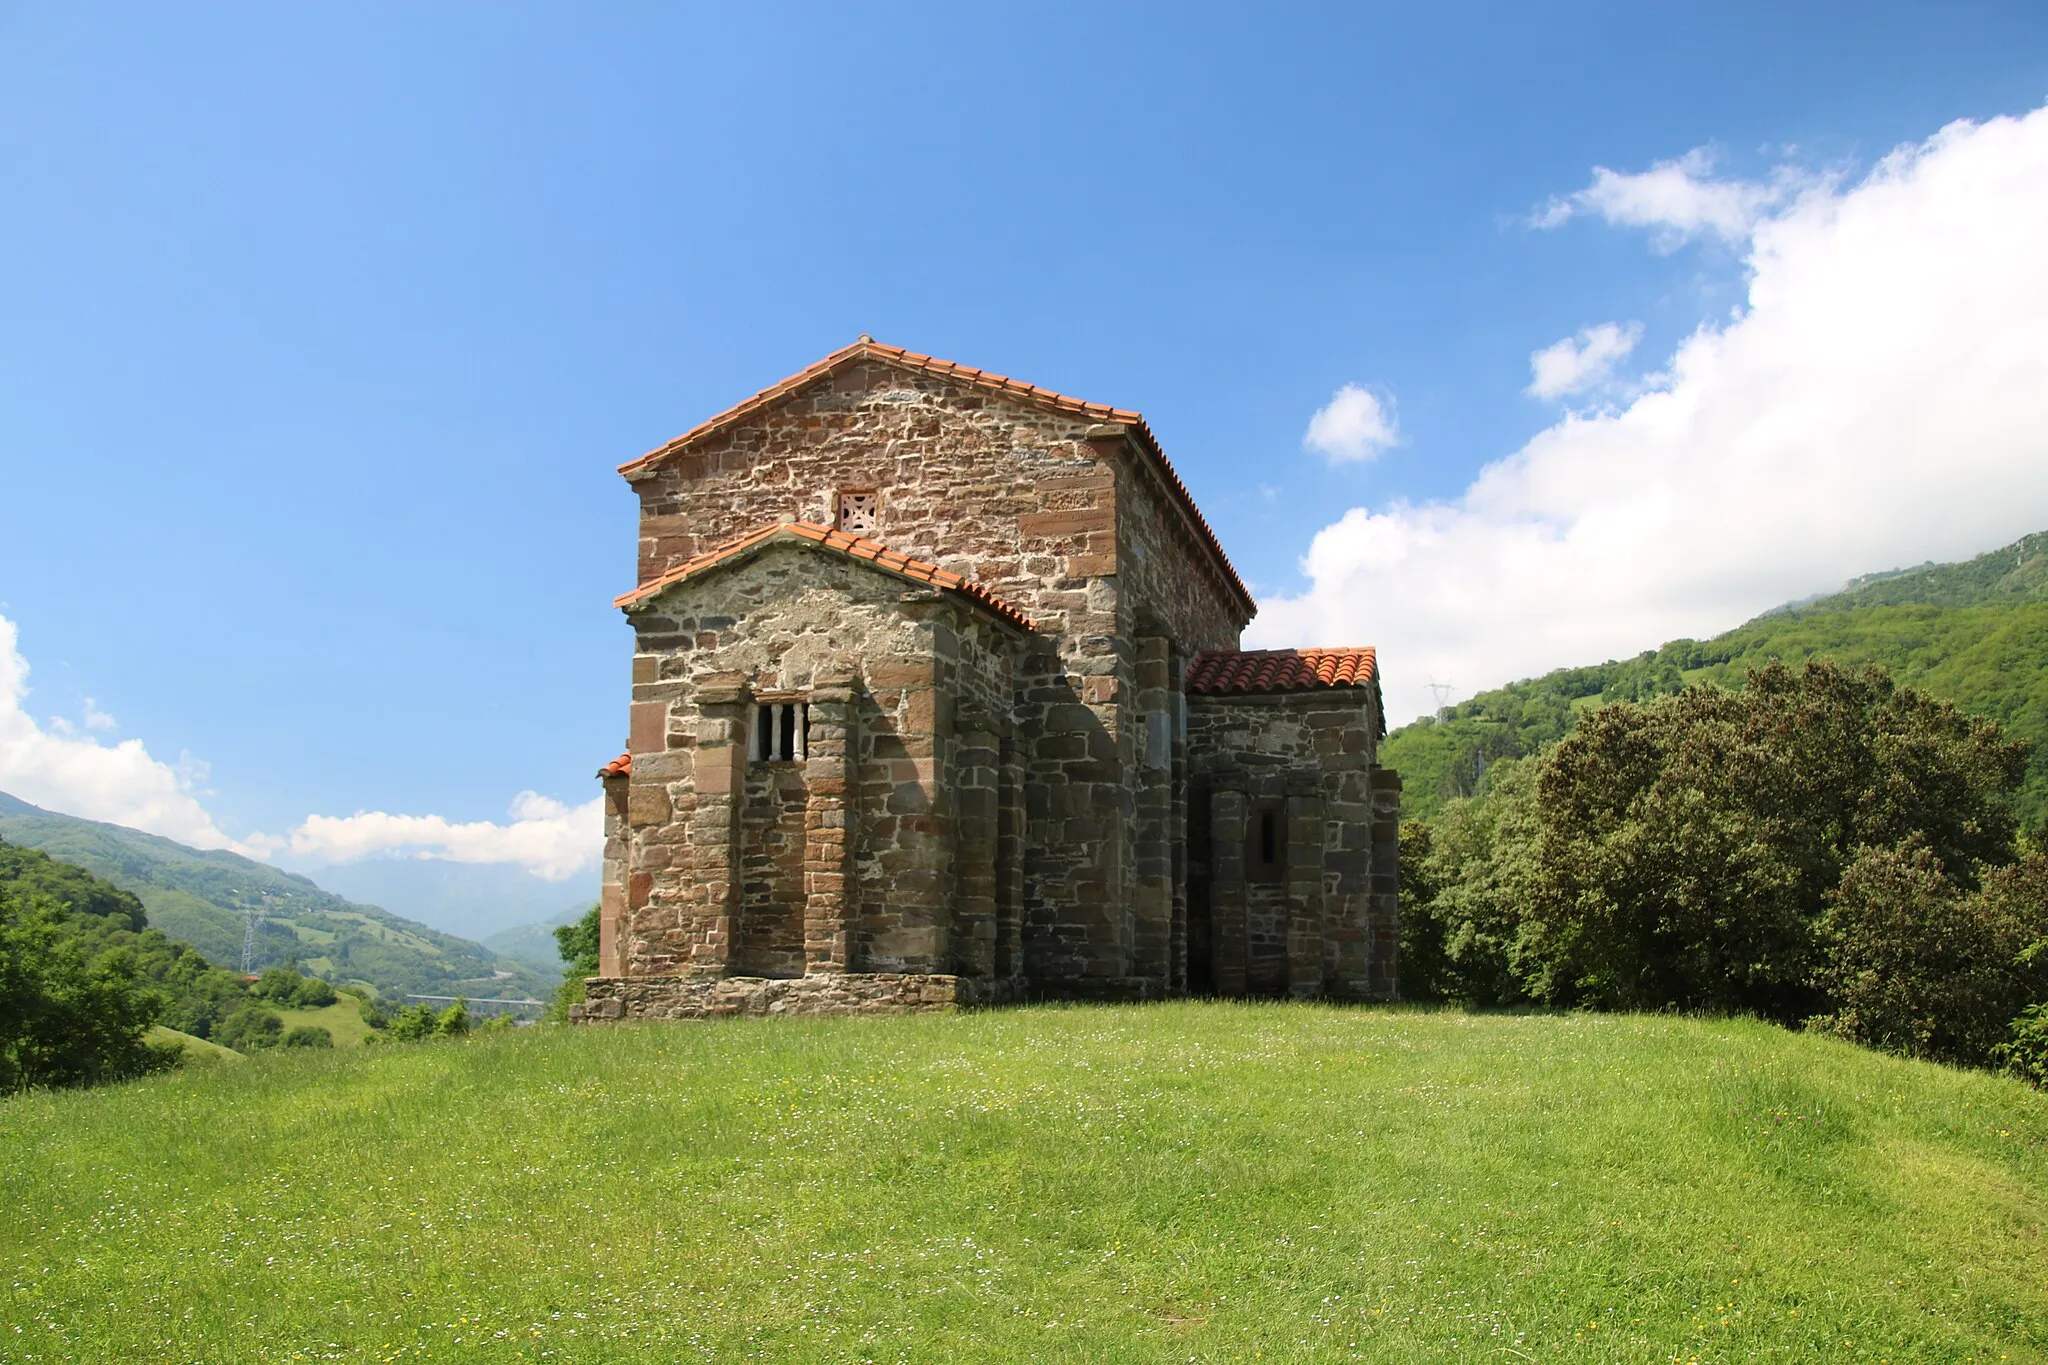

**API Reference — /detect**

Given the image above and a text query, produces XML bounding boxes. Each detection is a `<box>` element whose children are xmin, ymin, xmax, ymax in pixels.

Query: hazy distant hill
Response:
<box><xmin>0</xmin><ymin>792</ymin><xmax>551</xmax><ymax>1000</ymax></box>
<box><xmin>1384</xmin><ymin>529</ymin><xmax>2048</xmax><ymax>824</ymax></box>
<box><xmin>310</xmin><ymin>856</ymin><xmax>597</xmax><ymax>942</ymax></box>
<box><xmin>483</xmin><ymin>910</ymin><xmax>585</xmax><ymax>974</ymax></box>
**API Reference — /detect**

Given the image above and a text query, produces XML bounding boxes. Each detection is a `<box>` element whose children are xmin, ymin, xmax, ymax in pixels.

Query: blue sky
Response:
<box><xmin>5</xmin><ymin>3</ymin><xmax>2048</xmax><ymax>931</ymax></box>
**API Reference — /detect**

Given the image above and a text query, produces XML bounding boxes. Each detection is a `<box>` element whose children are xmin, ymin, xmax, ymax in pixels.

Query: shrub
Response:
<box><xmin>1995</xmin><ymin>1003</ymin><xmax>2048</xmax><ymax>1087</ymax></box>
<box><xmin>251</xmin><ymin>965</ymin><xmax>303</xmax><ymax>1002</ymax></box>
<box><xmin>434</xmin><ymin>1000</ymin><xmax>470</xmax><ymax>1038</ymax></box>
<box><xmin>291</xmin><ymin>976</ymin><xmax>337</xmax><ymax>1008</ymax></box>
<box><xmin>281</xmin><ymin>1025</ymin><xmax>333</xmax><ymax>1049</ymax></box>
<box><xmin>385</xmin><ymin>1004</ymin><xmax>439</xmax><ymax>1042</ymax></box>
<box><xmin>1809</xmin><ymin>843</ymin><xmax>2046</xmax><ymax>1065</ymax></box>
<box><xmin>214</xmin><ymin>1006</ymin><xmax>283</xmax><ymax>1052</ymax></box>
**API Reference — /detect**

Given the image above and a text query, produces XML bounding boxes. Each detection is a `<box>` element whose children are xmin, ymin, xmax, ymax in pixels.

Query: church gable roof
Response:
<box><xmin>614</xmin><ymin>520</ymin><xmax>1036</xmax><ymax>632</ymax></box>
<box><xmin>619</xmin><ymin>338</ymin><xmax>1253</xmax><ymax>617</ymax></box>
<box><xmin>1185</xmin><ymin>647</ymin><xmax>1379</xmax><ymax>695</ymax></box>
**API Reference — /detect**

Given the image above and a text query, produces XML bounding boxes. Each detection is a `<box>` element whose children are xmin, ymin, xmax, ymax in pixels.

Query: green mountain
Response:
<box><xmin>1384</xmin><ymin>529</ymin><xmax>2048</xmax><ymax>824</ymax></box>
<box><xmin>0</xmin><ymin>793</ymin><xmax>552</xmax><ymax>1001</ymax></box>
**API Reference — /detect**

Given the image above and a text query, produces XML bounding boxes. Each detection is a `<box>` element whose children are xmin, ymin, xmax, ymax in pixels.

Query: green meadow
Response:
<box><xmin>4</xmin><ymin>1003</ymin><xmax>2044</xmax><ymax>1364</ymax></box>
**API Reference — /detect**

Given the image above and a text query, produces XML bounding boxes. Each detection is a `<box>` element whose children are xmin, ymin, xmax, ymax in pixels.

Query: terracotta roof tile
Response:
<box><xmin>597</xmin><ymin>752</ymin><xmax>631</xmax><ymax>780</ymax></box>
<box><xmin>616</xmin><ymin>338</ymin><xmax>1253</xmax><ymax>619</ymax></box>
<box><xmin>614</xmin><ymin>521</ymin><xmax>1035</xmax><ymax>632</ymax></box>
<box><xmin>1184</xmin><ymin>648</ymin><xmax>1378</xmax><ymax>695</ymax></box>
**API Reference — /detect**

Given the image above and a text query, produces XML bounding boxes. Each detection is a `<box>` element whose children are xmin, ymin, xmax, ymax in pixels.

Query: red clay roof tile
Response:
<box><xmin>597</xmin><ymin>752</ymin><xmax>631</xmax><ymax>779</ymax></box>
<box><xmin>613</xmin><ymin>521</ymin><xmax>1035</xmax><ymax>632</ymax></box>
<box><xmin>616</xmin><ymin>338</ymin><xmax>1254</xmax><ymax>619</ymax></box>
<box><xmin>1184</xmin><ymin>648</ymin><xmax>1378</xmax><ymax>695</ymax></box>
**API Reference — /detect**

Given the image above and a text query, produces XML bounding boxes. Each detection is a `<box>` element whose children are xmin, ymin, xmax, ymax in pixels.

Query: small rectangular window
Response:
<box><xmin>752</xmin><ymin>702</ymin><xmax>809</xmax><ymax>762</ymax></box>
<box><xmin>836</xmin><ymin>491</ymin><xmax>878</xmax><ymax>536</ymax></box>
<box><xmin>1248</xmin><ymin>799</ymin><xmax>1286</xmax><ymax>882</ymax></box>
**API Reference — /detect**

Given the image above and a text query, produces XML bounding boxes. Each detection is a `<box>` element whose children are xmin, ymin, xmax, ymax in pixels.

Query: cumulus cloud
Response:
<box><xmin>1256</xmin><ymin>105</ymin><xmax>2048</xmax><ymax>726</ymax></box>
<box><xmin>1304</xmin><ymin>383</ymin><xmax>1400</xmax><ymax>463</ymax></box>
<box><xmin>1533</xmin><ymin>146</ymin><xmax>1807</xmax><ymax>250</ymax></box>
<box><xmin>0</xmin><ymin>611</ymin><xmax>601</xmax><ymax>880</ymax></box>
<box><xmin>1527</xmin><ymin>321</ymin><xmax>1644</xmax><ymax>400</ymax></box>
<box><xmin>0</xmin><ymin>613</ymin><xmax>273</xmax><ymax>855</ymax></box>
<box><xmin>287</xmin><ymin>791</ymin><xmax>604</xmax><ymax>882</ymax></box>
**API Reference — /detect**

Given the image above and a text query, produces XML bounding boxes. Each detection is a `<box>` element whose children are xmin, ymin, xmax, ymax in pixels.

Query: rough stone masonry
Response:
<box><xmin>572</xmin><ymin>339</ymin><xmax>1398</xmax><ymax>1022</ymax></box>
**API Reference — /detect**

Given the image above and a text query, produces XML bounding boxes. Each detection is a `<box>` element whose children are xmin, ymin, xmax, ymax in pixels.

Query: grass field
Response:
<box><xmin>146</xmin><ymin>1025</ymin><xmax>244</xmax><ymax>1063</ymax></box>
<box><xmin>4</xmin><ymin>1003</ymin><xmax>2045</xmax><ymax>1363</ymax></box>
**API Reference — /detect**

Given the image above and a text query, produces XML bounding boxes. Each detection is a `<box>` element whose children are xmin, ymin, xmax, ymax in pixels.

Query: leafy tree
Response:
<box><xmin>1514</xmin><ymin>662</ymin><xmax>2025</xmax><ymax>1020</ymax></box>
<box><xmin>386</xmin><ymin>1004</ymin><xmax>439</xmax><ymax>1042</ymax></box>
<box><xmin>434</xmin><ymin>1000</ymin><xmax>470</xmax><ymax>1037</ymax></box>
<box><xmin>1398</xmin><ymin>760</ymin><xmax>1540</xmax><ymax>1005</ymax></box>
<box><xmin>281</xmin><ymin>1025</ymin><xmax>333</xmax><ymax>1049</ymax></box>
<box><xmin>214</xmin><ymin>1005</ymin><xmax>283</xmax><ymax>1052</ymax></box>
<box><xmin>0</xmin><ymin>884</ymin><xmax>169</xmax><ymax>1092</ymax></box>
<box><xmin>1810</xmin><ymin>845</ymin><xmax>2048</xmax><ymax>1065</ymax></box>
<box><xmin>291</xmin><ymin>975</ymin><xmax>337</xmax><ymax>1008</ymax></box>
<box><xmin>546</xmin><ymin>903</ymin><xmax>601</xmax><ymax>1022</ymax></box>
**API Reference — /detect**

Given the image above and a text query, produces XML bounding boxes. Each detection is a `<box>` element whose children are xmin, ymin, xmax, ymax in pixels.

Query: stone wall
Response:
<box><xmin>1185</xmin><ymin>688</ymin><xmax>1397</xmax><ymax>1001</ymax></box>
<box><xmin>614</xmin><ymin>540</ymin><xmax>1028</xmax><ymax>997</ymax></box>
<box><xmin>573</xmin><ymin>971</ymin><xmax>1020</xmax><ymax>1021</ymax></box>
<box><xmin>623</xmin><ymin>359</ymin><xmax>1251</xmax><ymax>997</ymax></box>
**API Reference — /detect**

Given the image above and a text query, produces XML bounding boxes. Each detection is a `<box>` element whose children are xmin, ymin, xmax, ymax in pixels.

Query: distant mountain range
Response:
<box><xmin>0</xmin><ymin>792</ymin><xmax>557</xmax><ymax>1001</ymax></box>
<box><xmin>306</xmin><ymin>857</ymin><xmax>596</xmax><ymax>943</ymax></box>
<box><xmin>1384</xmin><ymin>529</ymin><xmax>2048</xmax><ymax>824</ymax></box>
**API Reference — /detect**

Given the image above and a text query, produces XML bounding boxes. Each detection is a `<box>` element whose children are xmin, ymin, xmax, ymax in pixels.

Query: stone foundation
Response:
<box><xmin>570</xmin><ymin>971</ymin><xmax>1022</xmax><ymax>1021</ymax></box>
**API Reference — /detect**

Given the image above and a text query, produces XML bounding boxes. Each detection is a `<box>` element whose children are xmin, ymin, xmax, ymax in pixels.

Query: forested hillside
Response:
<box><xmin>0</xmin><ymin>794</ymin><xmax>550</xmax><ymax>1001</ymax></box>
<box><xmin>1385</xmin><ymin>529</ymin><xmax>2048</xmax><ymax>823</ymax></box>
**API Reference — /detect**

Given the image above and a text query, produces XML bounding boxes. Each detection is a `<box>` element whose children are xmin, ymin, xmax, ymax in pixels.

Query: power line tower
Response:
<box><xmin>239</xmin><ymin>893</ymin><xmax>260</xmax><ymax>976</ymax></box>
<box><xmin>1426</xmin><ymin>679</ymin><xmax>1455</xmax><ymax>714</ymax></box>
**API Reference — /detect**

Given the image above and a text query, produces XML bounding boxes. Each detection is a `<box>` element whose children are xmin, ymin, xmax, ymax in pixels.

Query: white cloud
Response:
<box><xmin>0</xmin><ymin>613</ymin><xmax>272</xmax><ymax>856</ymax></box>
<box><xmin>1256</xmin><ymin>105</ymin><xmax>2048</xmax><ymax>727</ymax></box>
<box><xmin>287</xmin><ymin>791</ymin><xmax>604</xmax><ymax>882</ymax></box>
<box><xmin>1533</xmin><ymin>146</ymin><xmax>1806</xmax><ymax>250</ymax></box>
<box><xmin>0</xmin><ymin>611</ymin><xmax>601</xmax><ymax>880</ymax></box>
<box><xmin>1527</xmin><ymin>321</ymin><xmax>1644</xmax><ymax>400</ymax></box>
<box><xmin>1304</xmin><ymin>383</ymin><xmax>1400</xmax><ymax>463</ymax></box>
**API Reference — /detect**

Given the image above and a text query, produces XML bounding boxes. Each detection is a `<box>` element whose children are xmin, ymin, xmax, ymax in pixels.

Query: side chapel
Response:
<box><xmin>572</xmin><ymin>340</ymin><xmax>1399</xmax><ymax>1020</ymax></box>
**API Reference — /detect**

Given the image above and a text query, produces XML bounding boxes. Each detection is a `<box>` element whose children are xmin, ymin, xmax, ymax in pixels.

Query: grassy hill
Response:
<box><xmin>0</xmin><ymin>792</ymin><xmax>552</xmax><ymax>1002</ymax></box>
<box><xmin>273</xmin><ymin>993</ymin><xmax>376</xmax><ymax>1047</ymax></box>
<box><xmin>2</xmin><ymin>1003</ymin><xmax>2043</xmax><ymax>1362</ymax></box>
<box><xmin>1385</xmin><ymin>529</ymin><xmax>2048</xmax><ymax>823</ymax></box>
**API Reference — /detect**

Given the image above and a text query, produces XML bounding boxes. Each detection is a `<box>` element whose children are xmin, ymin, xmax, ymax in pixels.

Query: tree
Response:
<box><xmin>386</xmin><ymin>1003</ymin><xmax>439</xmax><ymax>1042</ymax></box>
<box><xmin>546</xmin><ymin>903</ymin><xmax>601</xmax><ymax>1022</ymax></box>
<box><xmin>1812</xmin><ymin>844</ymin><xmax>2048</xmax><ymax>1064</ymax></box>
<box><xmin>1513</xmin><ymin>662</ymin><xmax>2028</xmax><ymax>1021</ymax></box>
<box><xmin>0</xmin><ymin>884</ymin><xmax>169</xmax><ymax>1093</ymax></box>
<box><xmin>434</xmin><ymin>999</ymin><xmax>470</xmax><ymax>1037</ymax></box>
<box><xmin>291</xmin><ymin>975</ymin><xmax>337</xmax><ymax>1008</ymax></box>
<box><xmin>214</xmin><ymin>1005</ymin><xmax>283</xmax><ymax>1052</ymax></box>
<box><xmin>1398</xmin><ymin>759</ymin><xmax>1540</xmax><ymax>1005</ymax></box>
<box><xmin>281</xmin><ymin>1025</ymin><xmax>333</xmax><ymax>1049</ymax></box>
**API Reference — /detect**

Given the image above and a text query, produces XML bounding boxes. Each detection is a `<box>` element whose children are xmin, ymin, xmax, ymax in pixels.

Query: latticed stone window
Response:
<box><xmin>752</xmin><ymin>702</ymin><xmax>809</xmax><ymax>762</ymax></box>
<box><xmin>836</xmin><ymin>490</ymin><xmax>878</xmax><ymax>536</ymax></box>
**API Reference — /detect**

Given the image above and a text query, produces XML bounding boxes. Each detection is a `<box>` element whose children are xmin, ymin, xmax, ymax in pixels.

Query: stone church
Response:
<box><xmin>573</xmin><ymin>339</ymin><xmax>1399</xmax><ymax>1021</ymax></box>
